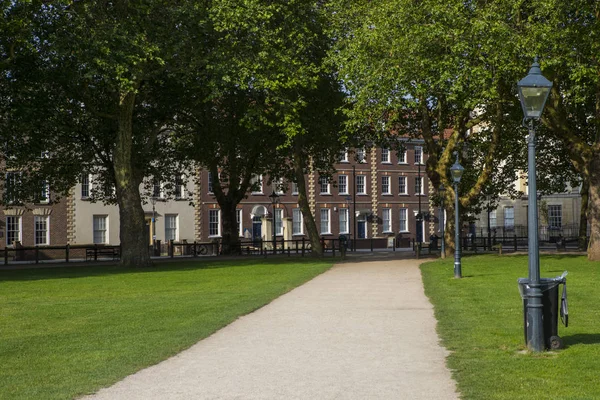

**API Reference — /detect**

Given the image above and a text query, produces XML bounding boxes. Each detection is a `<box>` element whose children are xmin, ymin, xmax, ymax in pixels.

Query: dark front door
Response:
<box><xmin>357</xmin><ymin>216</ymin><xmax>367</xmax><ymax>239</ymax></box>
<box><xmin>416</xmin><ymin>221</ymin><xmax>423</xmax><ymax>242</ymax></box>
<box><xmin>252</xmin><ymin>216</ymin><xmax>262</xmax><ymax>245</ymax></box>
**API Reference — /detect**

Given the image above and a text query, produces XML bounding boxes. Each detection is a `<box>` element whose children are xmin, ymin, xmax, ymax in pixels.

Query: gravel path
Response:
<box><xmin>83</xmin><ymin>259</ymin><xmax>458</xmax><ymax>400</ymax></box>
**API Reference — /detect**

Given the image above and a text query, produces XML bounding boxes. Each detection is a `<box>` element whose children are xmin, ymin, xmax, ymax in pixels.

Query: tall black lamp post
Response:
<box><xmin>439</xmin><ymin>184</ymin><xmax>446</xmax><ymax>258</ymax></box>
<box><xmin>345</xmin><ymin>195</ymin><xmax>352</xmax><ymax>250</ymax></box>
<box><xmin>450</xmin><ymin>152</ymin><xmax>464</xmax><ymax>278</ymax></box>
<box><xmin>416</xmin><ymin>161</ymin><xmax>422</xmax><ymax>258</ymax></box>
<box><xmin>268</xmin><ymin>190</ymin><xmax>280</xmax><ymax>254</ymax></box>
<box><xmin>518</xmin><ymin>57</ymin><xmax>553</xmax><ymax>352</ymax></box>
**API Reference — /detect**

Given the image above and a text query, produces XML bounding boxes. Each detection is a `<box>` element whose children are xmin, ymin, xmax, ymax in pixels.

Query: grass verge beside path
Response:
<box><xmin>421</xmin><ymin>254</ymin><xmax>600</xmax><ymax>400</ymax></box>
<box><xmin>0</xmin><ymin>258</ymin><xmax>332</xmax><ymax>400</ymax></box>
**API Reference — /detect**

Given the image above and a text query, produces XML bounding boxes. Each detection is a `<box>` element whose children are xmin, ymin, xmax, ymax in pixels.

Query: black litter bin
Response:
<box><xmin>518</xmin><ymin>272</ymin><xmax>568</xmax><ymax>350</ymax></box>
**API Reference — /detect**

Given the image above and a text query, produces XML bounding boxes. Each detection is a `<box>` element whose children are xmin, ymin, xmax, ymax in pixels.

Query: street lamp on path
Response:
<box><xmin>518</xmin><ymin>56</ymin><xmax>553</xmax><ymax>352</ymax></box>
<box><xmin>439</xmin><ymin>184</ymin><xmax>446</xmax><ymax>258</ymax></box>
<box><xmin>450</xmin><ymin>152</ymin><xmax>464</xmax><ymax>278</ymax></box>
<box><xmin>269</xmin><ymin>190</ymin><xmax>280</xmax><ymax>254</ymax></box>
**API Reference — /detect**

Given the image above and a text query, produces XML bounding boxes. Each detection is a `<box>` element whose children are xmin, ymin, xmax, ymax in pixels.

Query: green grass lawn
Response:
<box><xmin>0</xmin><ymin>258</ymin><xmax>332</xmax><ymax>400</ymax></box>
<box><xmin>421</xmin><ymin>254</ymin><xmax>600</xmax><ymax>400</ymax></box>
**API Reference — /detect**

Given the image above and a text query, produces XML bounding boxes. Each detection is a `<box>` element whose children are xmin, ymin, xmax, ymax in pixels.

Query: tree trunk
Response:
<box><xmin>579</xmin><ymin>178</ymin><xmax>589</xmax><ymax>250</ymax></box>
<box><xmin>588</xmin><ymin>157</ymin><xmax>600</xmax><ymax>260</ymax></box>
<box><xmin>293</xmin><ymin>144</ymin><xmax>323</xmax><ymax>256</ymax></box>
<box><xmin>114</xmin><ymin>90</ymin><xmax>152</xmax><ymax>267</ymax></box>
<box><xmin>220</xmin><ymin>199</ymin><xmax>241</xmax><ymax>255</ymax></box>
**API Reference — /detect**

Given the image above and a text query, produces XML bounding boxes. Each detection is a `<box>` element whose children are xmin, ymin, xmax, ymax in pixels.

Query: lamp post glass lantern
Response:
<box><xmin>518</xmin><ymin>57</ymin><xmax>552</xmax><ymax>352</ymax></box>
<box><xmin>439</xmin><ymin>184</ymin><xmax>446</xmax><ymax>258</ymax></box>
<box><xmin>268</xmin><ymin>190</ymin><xmax>280</xmax><ymax>253</ymax></box>
<box><xmin>450</xmin><ymin>152</ymin><xmax>464</xmax><ymax>278</ymax></box>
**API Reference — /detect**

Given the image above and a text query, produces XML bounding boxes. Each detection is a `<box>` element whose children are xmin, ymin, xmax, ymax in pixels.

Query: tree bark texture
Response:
<box><xmin>588</xmin><ymin>157</ymin><xmax>600</xmax><ymax>260</ymax></box>
<box><xmin>293</xmin><ymin>144</ymin><xmax>323</xmax><ymax>257</ymax></box>
<box><xmin>220</xmin><ymin>199</ymin><xmax>241</xmax><ymax>255</ymax></box>
<box><xmin>579</xmin><ymin>179</ymin><xmax>589</xmax><ymax>250</ymax></box>
<box><xmin>114</xmin><ymin>90</ymin><xmax>152</xmax><ymax>267</ymax></box>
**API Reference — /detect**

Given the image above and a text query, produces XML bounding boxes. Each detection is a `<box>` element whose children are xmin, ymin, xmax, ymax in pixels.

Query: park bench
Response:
<box><xmin>85</xmin><ymin>246</ymin><xmax>120</xmax><ymax>261</ymax></box>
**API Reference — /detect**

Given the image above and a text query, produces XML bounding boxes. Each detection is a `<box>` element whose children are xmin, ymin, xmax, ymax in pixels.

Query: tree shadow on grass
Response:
<box><xmin>563</xmin><ymin>333</ymin><xmax>600</xmax><ymax>346</ymax></box>
<box><xmin>0</xmin><ymin>256</ymin><xmax>324</xmax><ymax>282</ymax></box>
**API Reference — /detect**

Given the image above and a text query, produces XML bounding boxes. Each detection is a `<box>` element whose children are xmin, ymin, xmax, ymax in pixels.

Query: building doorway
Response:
<box><xmin>357</xmin><ymin>215</ymin><xmax>367</xmax><ymax>239</ymax></box>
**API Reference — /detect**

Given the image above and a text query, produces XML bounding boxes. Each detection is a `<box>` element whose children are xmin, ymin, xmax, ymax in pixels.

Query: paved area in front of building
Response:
<box><xmin>83</xmin><ymin>259</ymin><xmax>458</xmax><ymax>400</ymax></box>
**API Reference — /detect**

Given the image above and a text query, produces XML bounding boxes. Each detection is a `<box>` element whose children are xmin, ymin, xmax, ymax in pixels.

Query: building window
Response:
<box><xmin>338</xmin><ymin>175</ymin><xmax>348</xmax><ymax>194</ymax></box>
<box><xmin>251</xmin><ymin>174</ymin><xmax>263</xmax><ymax>194</ymax></box>
<box><xmin>415</xmin><ymin>177</ymin><xmax>423</xmax><ymax>195</ymax></box>
<box><xmin>319</xmin><ymin>176</ymin><xmax>330</xmax><ymax>194</ymax></box>
<box><xmin>34</xmin><ymin>216</ymin><xmax>49</xmax><ymax>245</ymax></box>
<box><xmin>382</xmin><ymin>176</ymin><xmax>391</xmax><ymax>194</ymax></box>
<box><xmin>399</xmin><ymin>208</ymin><xmax>408</xmax><ymax>232</ymax></box>
<box><xmin>153</xmin><ymin>179</ymin><xmax>163</xmax><ymax>198</ymax></box>
<box><xmin>38</xmin><ymin>180</ymin><xmax>50</xmax><ymax>203</ymax></box>
<box><xmin>207</xmin><ymin>172</ymin><xmax>213</xmax><ymax>194</ymax></box>
<box><xmin>320</xmin><ymin>208</ymin><xmax>331</xmax><ymax>234</ymax></box>
<box><xmin>165</xmin><ymin>214</ymin><xmax>178</xmax><ymax>241</ymax></box>
<box><xmin>399</xmin><ymin>176</ymin><xmax>407</xmax><ymax>194</ymax></box>
<box><xmin>382</xmin><ymin>208</ymin><xmax>392</xmax><ymax>233</ymax></box>
<box><xmin>338</xmin><ymin>149</ymin><xmax>348</xmax><ymax>163</ymax></box>
<box><xmin>398</xmin><ymin>149</ymin><xmax>407</xmax><ymax>164</ymax></box>
<box><xmin>292</xmin><ymin>182</ymin><xmax>299</xmax><ymax>195</ymax></box>
<box><xmin>6</xmin><ymin>216</ymin><xmax>21</xmax><ymax>246</ymax></box>
<box><xmin>356</xmin><ymin>148</ymin><xmax>366</xmax><ymax>163</ymax></box>
<box><xmin>489</xmin><ymin>210</ymin><xmax>497</xmax><ymax>228</ymax></box>
<box><xmin>356</xmin><ymin>175</ymin><xmax>366</xmax><ymax>194</ymax></box>
<box><xmin>381</xmin><ymin>148</ymin><xmax>390</xmax><ymax>163</ymax></box>
<box><xmin>275</xmin><ymin>209</ymin><xmax>283</xmax><ymax>236</ymax></box>
<box><xmin>81</xmin><ymin>174</ymin><xmax>90</xmax><ymax>198</ymax></box>
<box><xmin>5</xmin><ymin>172</ymin><xmax>21</xmax><ymax>204</ymax></box>
<box><xmin>504</xmin><ymin>207</ymin><xmax>514</xmax><ymax>229</ymax></box>
<box><xmin>415</xmin><ymin>146</ymin><xmax>423</xmax><ymax>164</ymax></box>
<box><xmin>293</xmin><ymin>208</ymin><xmax>303</xmax><ymax>235</ymax></box>
<box><xmin>275</xmin><ymin>178</ymin><xmax>285</xmax><ymax>195</ymax></box>
<box><xmin>339</xmin><ymin>208</ymin><xmax>349</xmax><ymax>234</ymax></box>
<box><xmin>548</xmin><ymin>205</ymin><xmax>562</xmax><ymax>228</ymax></box>
<box><xmin>237</xmin><ymin>209</ymin><xmax>243</xmax><ymax>237</ymax></box>
<box><xmin>174</xmin><ymin>176</ymin><xmax>184</xmax><ymax>199</ymax></box>
<box><xmin>209</xmin><ymin>209</ymin><xmax>220</xmax><ymax>236</ymax></box>
<box><xmin>93</xmin><ymin>215</ymin><xmax>108</xmax><ymax>244</ymax></box>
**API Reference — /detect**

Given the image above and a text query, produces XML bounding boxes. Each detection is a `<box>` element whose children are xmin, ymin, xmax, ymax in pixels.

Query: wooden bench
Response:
<box><xmin>86</xmin><ymin>246</ymin><xmax>120</xmax><ymax>261</ymax></box>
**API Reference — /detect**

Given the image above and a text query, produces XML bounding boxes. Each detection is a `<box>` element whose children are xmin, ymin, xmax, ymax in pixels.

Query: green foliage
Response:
<box><xmin>0</xmin><ymin>258</ymin><xmax>332</xmax><ymax>400</ymax></box>
<box><xmin>422</xmin><ymin>254</ymin><xmax>600</xmax><ymax>399</ymax></box>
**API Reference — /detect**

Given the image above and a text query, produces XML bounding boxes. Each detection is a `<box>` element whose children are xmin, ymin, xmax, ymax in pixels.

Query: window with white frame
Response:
<box><xmin>6</xmin><ymin>216</ymin><xmax>21</xmax><ymax>246</ymax></box>
<box><xmin>356</xmin><ymin>148</ymin><xmax>366</xmax><ymax>163</ymax></box>
<box><xmin>319</xmin><ymin>176</ymin><xmax>330</xmax><ymax>194</ymax></box>
<box><xmin>399</xmin><ymin>208</ymin><xmax>408</xmax><ymax>232</ymax></box>
<box><xmin>293</xmin><ymin>208</ymin><xmax>303</xmax><ymax>235</ymax></box>
<box><xmin>414</xmin><ymin>146</ymin><xmax>423</xmax><ymax>164</ymax></box>
<box><xmin>81</xmin><ymin>174</ymin><xmax>90</xmax><ymax>198</ymax></box>
<box><xmin>356</xmin><ymin>175</ymin><xmax>366</xmax><ymax>194</ymax></box>
<box><xmin>398</xmin><ymin>176</ymin><xmax>407</xmax><ymax>194</ymax></box>
<box><xmin>381</xmin><ymin>148</ymin><xmax>390</xmax><ymax>163</ymax></box>
<box><xmin>339</xmin><ymin>208</ymin><xmax>349</xmax><ymax>234</ymax></box>
<box><xmin>415</xmin><ymin>177</ymin><xmax>423</xmax><ymax>195</ymax></box>
<box><xmin>338</xmin><ymin>149</ymin><xmax>348</xmax><ymax>162</ymax></box>
<box><xmin>237</xmin><ymin>209</ymin><xmax>243</xmax><ymax>237</ymax></box>
<box><xmin>207</xmin><ymin>172</ymin><xmax>213</xmax><ymax>193</ymax></box>
<box><xmin>275</xmin><ymin>209</ymin><xmax>283</xmax><ymax>235</ymax></box>
<box><xmin>34</xmin><ymin>216</ymin><xmax>49</xmax><ymax>245</ymax></box>
<box><xmin>338</xmin><ymin>175</ymin><xmax>348</xmax><ymax>194</ymax></box>
<box><xmin>209</xmin><ymin>209</ymin><xmax>220</xmax><ymax>236</ymax></box>
<box><xmin>504</xmin><ymin>207</ymin><xmax>514</xmax><ymax>228</ymax></box>
<box><xmin>382</xmin><ymin>176</ymin><xmax>391</xmax><ymax>194</ymax></box>
<box><xmin>251</xmin><ymin>174</ymin><xmax>263</xmax><ymax>194</ymax></box>
<box><xmin>398</xmin><ymin>149</ymin><xmax>407</xmax><ymax>164</ymax></box>
<box><xmin>275</xmin><ymin>178</ymin><xmax>285</xmax><ymax>194</ymax></box>
<box><xmin>320</xmin><ymin>208</ymin><xmax>331</xmax><ymax>234</ymax></box>
<box><xmin>489</xmin><ymin>210</ymin><xmax>497</xmax><ymax>228</ymax></box>
<box><xmin>382</xmin><ymin>208</ymin><xmax>392</xmax><ymax>232</ymax></box>
<box><xmin>548</xmin><ymin>205</ymin><xmax>562</xmax><ymax>228</ymax></box>
<box><xmin>165</xmin><ymin>214</ymin><xmax>178</xmax><ymax>241</ymax></box>
<box><xmin>93</xmin><ymin>215</ymin><xmax>108</xmax><ymax>244</ymax></box>
<box><xmin>291</xmin><ymin>181</ymin><xmax>299</xmax><ymax>195</ymax></box>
